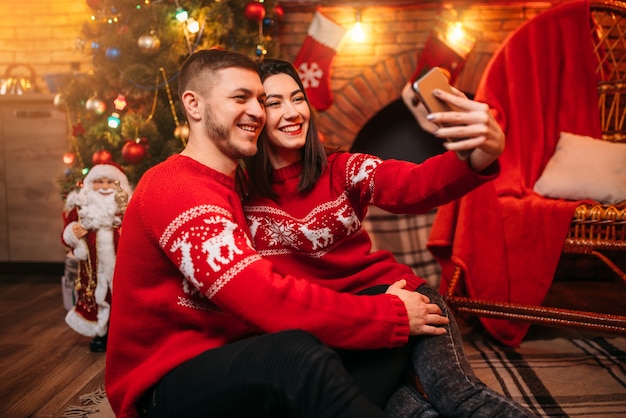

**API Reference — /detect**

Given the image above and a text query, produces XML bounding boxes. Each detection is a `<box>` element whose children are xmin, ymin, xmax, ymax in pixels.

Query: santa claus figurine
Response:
<box><xmin>62</xmin><ymin>162</ymin><xmax>132</xmax><ymax>352</ymax></box>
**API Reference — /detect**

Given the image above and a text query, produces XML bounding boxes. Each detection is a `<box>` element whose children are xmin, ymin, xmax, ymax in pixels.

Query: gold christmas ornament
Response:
<box><xmin>85</xmin><ymin>96</ymin><xmax>106</xmax><ymax>115</ymax></box>
<box><xmin>174</xmin><ymin>124</ymin><xmax>190</xmax><ymax>141</ymax></box>
<box><xmin>137</xmin><ymin>33</ymin><xmax>161</xmax><ymax>56</ymax></box>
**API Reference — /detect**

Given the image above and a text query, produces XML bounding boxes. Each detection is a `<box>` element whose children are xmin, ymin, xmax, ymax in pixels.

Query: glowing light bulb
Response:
<box><xmin>108</xmin><ymin>112</ymin><xmax>121</xmax><ymax>129</ymax></box>
<box><xmin>351</xmin><ymin>21</ymin><xmax>365</xmax><ymax>42</ymax></box>
<box><xmin>351</xmin><ymin>11</ymin><xmax>366</xmax><ymax>43</ymax></box>
<box><xmin>444</xmin><ymin>21</ymin><xmax>475</xmax><ymax>58</ymax></box>
<box><xmin>447</xmin><ymin>22</ymin><xmax>465</xmax><ymax>45</ymax></box>
<box><xmin>63</xmin><ymin>152</ymin><xmax>75</xmax><ymax>166</ymax></box>
<box><xmin>186</xmin><ymin>18</ymin><xmax>200</xmax><ymax>34</ymax></box>
<box><xmin>113</xmin><ymin>94</ymin><xmax>127</xmax><ymax>111</ymax></box>
<box><xmin>175</xmin><ymin>7</ymin><xmax>188</xmax><ymax>22</ymax></box>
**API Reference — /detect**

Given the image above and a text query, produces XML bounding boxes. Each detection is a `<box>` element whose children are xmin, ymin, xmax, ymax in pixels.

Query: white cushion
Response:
<box><xmin>533</xmin><ymin>132</ymin><xmax>626</xmax><ymax>205</ymax></box>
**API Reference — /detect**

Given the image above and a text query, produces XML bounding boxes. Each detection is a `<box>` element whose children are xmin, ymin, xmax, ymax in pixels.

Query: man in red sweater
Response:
<box><xmin>105</xmin><ymin>49</ymin><xmax>450</xmax><ymax>418</ymax></box>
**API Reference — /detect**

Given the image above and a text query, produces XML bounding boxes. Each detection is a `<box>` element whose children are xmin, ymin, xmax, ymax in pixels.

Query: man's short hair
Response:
<box><xmin>178</xmin><ymin>49</ymin><xmax>260</xmax><ymax>103</ymax></box>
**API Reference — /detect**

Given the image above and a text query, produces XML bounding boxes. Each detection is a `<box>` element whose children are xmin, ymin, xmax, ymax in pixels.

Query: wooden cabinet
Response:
<box><xmin>0</xmin><ymin>94</ymin><xmax>67</xmax><ymax>262</ymax></box>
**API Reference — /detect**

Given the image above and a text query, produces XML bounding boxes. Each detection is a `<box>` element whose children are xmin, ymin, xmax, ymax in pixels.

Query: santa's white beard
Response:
<box><xmin>78</xmin><ymin>190</ymin><xmax>120</xmax><ymax>230</ymax></box>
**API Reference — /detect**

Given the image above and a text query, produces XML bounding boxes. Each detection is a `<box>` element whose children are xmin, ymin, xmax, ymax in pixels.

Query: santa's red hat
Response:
<box><xmin>84</xmin><ymin>162</ymin><xmax>132</xmax><ymax>193</ymax></box>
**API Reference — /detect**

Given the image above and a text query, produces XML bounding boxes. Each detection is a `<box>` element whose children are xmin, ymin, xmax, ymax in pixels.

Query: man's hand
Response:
<box><xmin>386</xmin><ymin>279</ymin><xmax>449</xmax><ymax>336</ymax></box>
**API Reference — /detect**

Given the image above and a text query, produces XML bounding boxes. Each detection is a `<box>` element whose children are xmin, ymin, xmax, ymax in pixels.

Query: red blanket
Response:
<box><xmin>428</xmin><ymin>0</ymin><xmax>602</xmax><ymax>346</ymax></box>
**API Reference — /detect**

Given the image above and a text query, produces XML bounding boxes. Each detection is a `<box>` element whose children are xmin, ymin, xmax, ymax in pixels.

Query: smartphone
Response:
<box><xmin>411</xmin><ymin>67</ymin><xmax>471</xmax><ymax>160</ymax></box>
<box><xmin>412</xmin><ymin>67</ymin><xmax>462</xmax><ymax>116</ymax></box>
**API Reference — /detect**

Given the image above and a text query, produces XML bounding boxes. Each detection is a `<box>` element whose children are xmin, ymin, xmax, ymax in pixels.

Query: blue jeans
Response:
<box><xmin>386</xmin><ymin>284</ymin><xmax>537</xmax><ymax>418</ymax></box>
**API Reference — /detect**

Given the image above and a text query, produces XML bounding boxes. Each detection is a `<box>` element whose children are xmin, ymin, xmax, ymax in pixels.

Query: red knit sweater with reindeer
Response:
<box><xmin>244</xmin><ymin>151</ymin><xmax>498</xmax><ymax>293</ymax></box>
<box><xmin>105</xmin><ymin>154</ymin><xmax>418</xmax><ymax>418</ymax></box>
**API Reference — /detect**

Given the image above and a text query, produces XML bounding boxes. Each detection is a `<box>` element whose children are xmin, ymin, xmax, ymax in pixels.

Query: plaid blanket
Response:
<box><xmin>70</xmin><ymin>336</ymin><xmax>626</xmax><ymax>418</ymax></box>
<box><xmin>362</xmin><ymin>206</ymin><xmax>441</xmax><ymax>288</ymax></box>
<box><xmin>465</xmin><ymin>336</ymin><xmax>626</xmax><ymax>417</ymax></box>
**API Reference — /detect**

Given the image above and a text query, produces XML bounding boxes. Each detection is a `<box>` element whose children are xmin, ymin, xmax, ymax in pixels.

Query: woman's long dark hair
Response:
<box><xmin>245</xmin><ymin>59</ymin><xmax>328</xmax><ymax>200</ymax></box>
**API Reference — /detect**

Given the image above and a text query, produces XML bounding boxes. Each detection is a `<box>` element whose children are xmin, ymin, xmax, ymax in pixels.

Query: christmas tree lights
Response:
<box><xmin>56</xmin><ymin>0</ymin><xmax>282</xmax><ymax>200</ymax></box>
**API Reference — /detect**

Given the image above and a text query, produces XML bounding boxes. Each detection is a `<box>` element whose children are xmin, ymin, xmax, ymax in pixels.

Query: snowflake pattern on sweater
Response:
<box><xmin>246</xmin><ymin>154</ymin><xmax>381</xmax><ymax>258</ymax></box>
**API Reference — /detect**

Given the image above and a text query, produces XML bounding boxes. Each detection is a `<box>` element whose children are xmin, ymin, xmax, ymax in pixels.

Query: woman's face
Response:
<box><xmin>262</xmin><ymin>73</ymin><xmax>310</xmax><ymax>168</ymax></box>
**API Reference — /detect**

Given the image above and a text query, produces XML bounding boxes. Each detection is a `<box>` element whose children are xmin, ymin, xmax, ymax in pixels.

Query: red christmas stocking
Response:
<box><xmin>294</xmin><ymin>12</ymin><xmax>346</xmax><ymax>111</ymax></box>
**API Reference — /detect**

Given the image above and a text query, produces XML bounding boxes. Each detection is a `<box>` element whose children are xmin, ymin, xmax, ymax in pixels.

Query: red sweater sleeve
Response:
<box><xmin>339</xmin><ymin>151</ymin><xmax>499</xmax><ymax>214</ymax></box>
<box><xmin>217</xmin><ymin>257</ymin><xmax>410</xmax><ymax>349</ymax></box>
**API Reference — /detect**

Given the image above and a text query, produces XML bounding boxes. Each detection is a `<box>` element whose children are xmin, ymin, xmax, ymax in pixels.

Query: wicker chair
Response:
<box><xmin>444</xmin><ymin>0</ymin><xmax>626</xmax><ymax>334</ymax></box>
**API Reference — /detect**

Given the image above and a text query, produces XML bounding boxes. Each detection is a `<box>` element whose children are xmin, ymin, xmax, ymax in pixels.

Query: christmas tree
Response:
<box><xmin>56</xmin><ymin>0</ymin><xmax>282</xmax><ymax>200</ymax></box>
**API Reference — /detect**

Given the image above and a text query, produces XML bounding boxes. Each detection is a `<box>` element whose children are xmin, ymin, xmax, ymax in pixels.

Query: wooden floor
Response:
<box><xmin>0</xmin><ymin>269</ymin><xmax>105</xmax><ymax>418</ymax></box>
<box><xmin>1</xmin><ymin>259</ymin><xmax>625</xmax><ymax>418</ymax></box>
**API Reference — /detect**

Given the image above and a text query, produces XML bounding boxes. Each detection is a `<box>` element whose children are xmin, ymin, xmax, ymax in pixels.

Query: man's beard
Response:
<box><xmin>205</xmin><ymin>110</ymin><xmax>257</xmax><ymax>159</ymax></box>
<box><xmin>78</xmin><ymin>189</ymin><xmax>120</xmax><ymax>230</ymax></box>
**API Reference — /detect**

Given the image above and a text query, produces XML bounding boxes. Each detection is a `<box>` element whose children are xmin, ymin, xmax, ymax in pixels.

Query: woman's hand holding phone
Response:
<box><xmin>401</xmin><ymin>67</ymin><xmax>505</xmax><ymax>171</ymax></box>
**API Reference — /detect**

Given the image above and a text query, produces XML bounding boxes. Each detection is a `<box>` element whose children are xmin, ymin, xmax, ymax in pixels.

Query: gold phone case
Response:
<box><xmin>412</xmin><ymin>67</ymin><xmax>462</xmax><ymax>115</ymax></box>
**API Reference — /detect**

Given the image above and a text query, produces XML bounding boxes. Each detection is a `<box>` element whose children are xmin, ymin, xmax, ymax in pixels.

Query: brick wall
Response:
<box><xmin>0</xmin><ymin>0</ymin><xmax>90</xmax><ymax>93</ymax></box>
<box><xmin>0</xmin><ymin>0</ymin><xmax>554</xmax><ymax>147</ymax></box>
<box><xmin>277</xmin><ymin>2</ymin><xmax>553</xmax><ymax>148</ymax></box>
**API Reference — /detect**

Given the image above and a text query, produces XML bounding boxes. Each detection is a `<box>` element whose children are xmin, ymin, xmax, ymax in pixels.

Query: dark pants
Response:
<box><xmin>138</xmin><ymin>329</ymin><xmax>408</xmax><ymax>418</ymax></box>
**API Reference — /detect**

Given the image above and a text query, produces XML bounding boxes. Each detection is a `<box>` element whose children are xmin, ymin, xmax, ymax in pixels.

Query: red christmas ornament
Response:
<box><xmin>121</xmin><ymin>140</ymin><xmax>147</xmax><ymax>164</ymax></box>
<box><xmin>244</xmin><ymin>1</ymin><xmax>266</xmax><ymax>22</ymax></box>
<box><xmin>274</xmin><ymin>5</ymin><xmax>284</xmax><ymax>20</ymax></box>
<box><xmin>92</xmin><ymin>149</ymin><xmax>113</xmax><ymax>165</ymax></box>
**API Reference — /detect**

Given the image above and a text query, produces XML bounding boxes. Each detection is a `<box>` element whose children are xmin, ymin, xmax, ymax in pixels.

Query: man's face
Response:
<box><xmin>91</xmin><ymin>177</ymin><xmax>117</xmax><ymax>195</ymax></box>
<box><xmin>201</xmin><ymin>67</ymin><xmax>266</xmax><ymax>160</ymax></box>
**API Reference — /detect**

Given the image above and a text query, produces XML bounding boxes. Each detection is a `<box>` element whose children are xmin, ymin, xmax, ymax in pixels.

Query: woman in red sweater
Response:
<box><xmin>244</xmin><ymin>59</ymin><xmax>536</xmax><ymax>417</ymax></box>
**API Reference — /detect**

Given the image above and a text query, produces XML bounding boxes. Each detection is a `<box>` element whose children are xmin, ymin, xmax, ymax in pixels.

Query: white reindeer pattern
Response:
<box><xmin>170</xmin><ymin>232</ymin><xmax>203</xmax><ymax>294</ymax></box>
<box><xmin>335</xmin><ymin>206</ymin><xmax>360</xmax><ymax>235</ymax></box>
<box><xmin>246</xmin><ymin>215</ymin><xmax>263</xmax><ymax>241</ymax></box>
<box><xmin>202</xmin><ymin>217</ymin><xmax>243</xmax><ymax>272</ymax></box>
<box><xmin>299</xmin><ymin>221</ymin><xmax>333</xmax><ymax>250</ymax></box>
<box><xmin>351</xmin><ymin>158</ymin><xmax>380</xmax><ymax>185</ymax></box>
